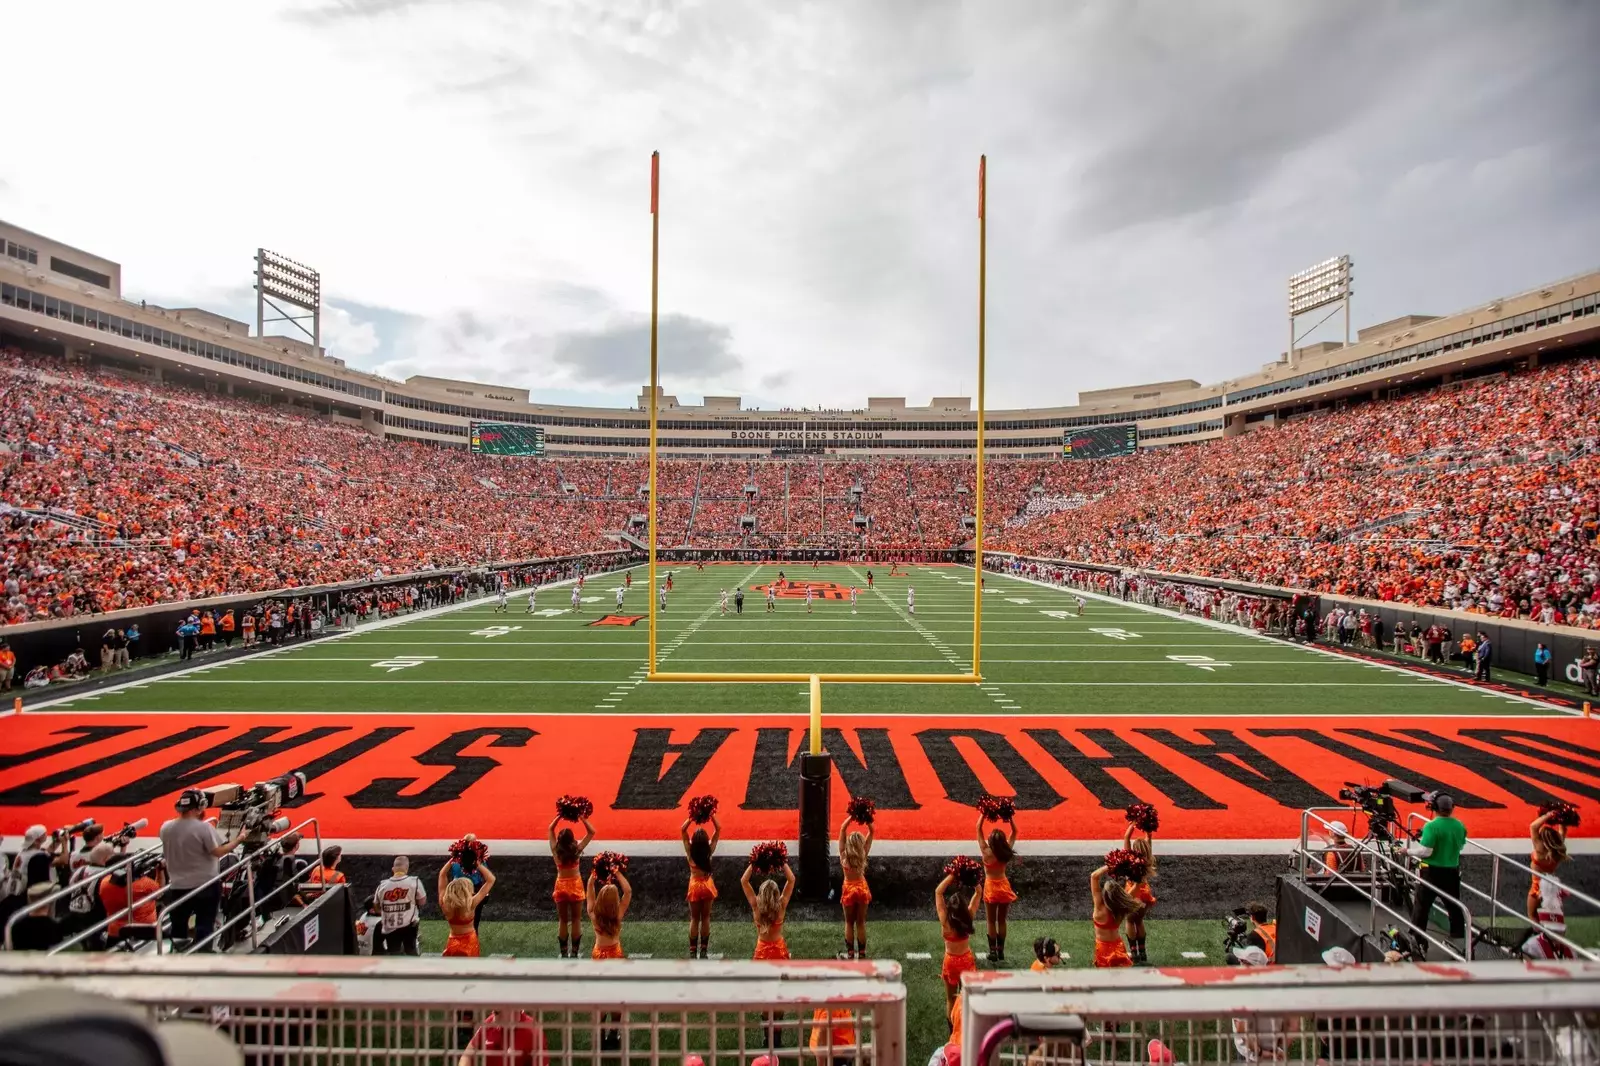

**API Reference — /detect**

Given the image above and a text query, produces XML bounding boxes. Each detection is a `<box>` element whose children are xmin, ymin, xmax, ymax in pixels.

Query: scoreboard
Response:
<box><xmin>1062</xmin><ymin>423</ymin><xmax>1137</xmax><ymax>459</ymax></box>
<box><xmin>470</xmin><ymin>422</ymin><xmax>546</xmax><ymax>456</ymax></box>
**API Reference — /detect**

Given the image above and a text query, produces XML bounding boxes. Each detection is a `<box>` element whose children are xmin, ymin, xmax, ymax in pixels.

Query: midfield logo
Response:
<box><xmin>753</xmin><ymin>581</ymin><xmax>852</xmax><ymax>601</ymax></box>
<box><xmin>588</xmin><ymin>614</ymin><xmax>644</xmax><ymax>627</ymax></box>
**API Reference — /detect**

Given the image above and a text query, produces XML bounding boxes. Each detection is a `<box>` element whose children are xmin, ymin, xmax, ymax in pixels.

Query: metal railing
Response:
<box><xmin>0</xmin><ymin>955</ymin><xmax>907</xmax><ymax>1065</ymax></box>
<box><xmin>1298</xmin><ymin>807</ymin><xmax>1473</xmax><ymax>961</ymax></box>
<box><xmin>1405</xmin><ymin>812</ymin><xmax>1599</xmax><ymax>961</ymax></box>
<box><xmin>155</xmin><ymin>816</ymin><xmax>323</xmax><ymax>955</ymax></box>
<box><xmin>963</xmin><ymin>960</ymin><xmax>1600</xmax><ymax>1066</ymax></box>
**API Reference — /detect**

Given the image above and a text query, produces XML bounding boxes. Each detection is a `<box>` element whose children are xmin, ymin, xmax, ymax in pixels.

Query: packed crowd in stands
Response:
<box><xmin>4</xmin><ymin>347</ymin><xmax>1600</xmax><ymax>628</ymax></box>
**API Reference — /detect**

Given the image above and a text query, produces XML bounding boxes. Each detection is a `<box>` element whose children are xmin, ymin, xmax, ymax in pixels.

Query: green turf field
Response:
<box><xmin>38</xmin><ymin>563</ymin><xmax>1560</xmax><ymax>716</ymax></box>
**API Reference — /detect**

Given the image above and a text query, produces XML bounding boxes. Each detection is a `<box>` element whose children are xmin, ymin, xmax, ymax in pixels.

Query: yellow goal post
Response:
<box><xmin>642</xmin><ymin>153</ymin><xmax>991</xmax><ymax>737</ymax></box>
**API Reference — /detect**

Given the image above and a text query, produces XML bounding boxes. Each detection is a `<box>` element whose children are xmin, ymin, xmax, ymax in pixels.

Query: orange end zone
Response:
<box><xmin>0</xmin><ymin>713</ymin><xmax>1592</xmax><ymax>842</ymax></box>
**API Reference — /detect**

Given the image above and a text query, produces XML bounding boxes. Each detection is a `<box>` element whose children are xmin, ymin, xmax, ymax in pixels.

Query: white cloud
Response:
<box><xmin>317</xmin><ymin>304</ymin><xmax>382</xmax><ymax>361</ymax></box>
<box><xmin>2</xmin><ymin>0</ymin><xmax>1596</xmax><ymax>410</ymax></box>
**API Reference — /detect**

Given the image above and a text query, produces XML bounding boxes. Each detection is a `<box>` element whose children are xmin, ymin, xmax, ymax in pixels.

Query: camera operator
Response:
<box><xmin>1245</xmin><ymin>901</ymin><xmax>1276</xmax><ymax>961</ymax></box>
<box><xmin>253</xmin><ymin>832</ymin><xmax>308</xmax><ymax>918</ymax></box>
<box><xmin>64</xmin><ymin>842</ymin><xmax>115</xmax><ymax>950</ymax></box>
<box><xmin>1408</xmin><ymin>792</ymin><xmax>1467</xmax><ymax>951</ymax></box>
<box><xmin>99</xmin><ymin>855</ymin><xmax>164</xmax><ymax>947</ymax></box>
<box><xmin>72</xmin><ymin>824</ymin><xmax>105</xmax><ymax>873</ymax></box>
<box><xmin>160</xmin><ymin>790</ymin><xmax>249</xmax><ymax>949</ymax></box>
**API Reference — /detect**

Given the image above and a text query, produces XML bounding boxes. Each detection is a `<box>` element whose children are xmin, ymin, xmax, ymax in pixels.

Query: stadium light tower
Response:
<box><xmin>255</xmin><ymin>248</ymin><xmax>322</xmax><ymax>353</ymax></box>
<box><xmin>1287</xmin><ymin>254</ymin><xmax>1353</xmax><ymax>363</ymax></box>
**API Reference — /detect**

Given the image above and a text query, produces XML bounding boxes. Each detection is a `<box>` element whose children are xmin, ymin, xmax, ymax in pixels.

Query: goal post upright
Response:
<box><xmin>973</xmin><ymin>154</ymin><xmax>987</xmax><ymax>679</ymax></box>
<box><xmin>647</xmin><ymin>150</ymin><xmax>661</xmax><ymax>674</ymax></box>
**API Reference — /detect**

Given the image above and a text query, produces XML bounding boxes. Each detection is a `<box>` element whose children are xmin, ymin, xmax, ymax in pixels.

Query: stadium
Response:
<box><xmin>3</xmin><ymin>5</ymin><xmax>1600</xmax><ymax>1058</ymax></box>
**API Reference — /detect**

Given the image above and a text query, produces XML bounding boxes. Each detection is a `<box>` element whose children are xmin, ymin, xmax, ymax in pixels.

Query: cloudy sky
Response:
<box><xmin>4</xmin><ymin>1</ymin><xmax>1598</xmax><ymax>410</ymax></box>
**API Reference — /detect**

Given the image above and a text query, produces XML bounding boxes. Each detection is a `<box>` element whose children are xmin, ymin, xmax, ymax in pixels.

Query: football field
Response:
<box><xmin>4</xmin><ymin>563</ymin><xmax>1592</xmax><ymax>847</ymax></box>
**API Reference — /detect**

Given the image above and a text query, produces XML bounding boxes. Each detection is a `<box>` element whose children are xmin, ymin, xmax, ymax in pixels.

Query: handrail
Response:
<box><xmin>183</xmin><ymin>817</ymin><xmax>323</xmax><ymax>954</ymax></box>
<box><xmin>1405</xmin><ymin>811</ymin><xmax>1599</xmax><ymax>961</ymax></box>
<box><xmin>1299</xmin><ymin>808</ymin><xmax>1473</xmax><ymax>961</ymax></box>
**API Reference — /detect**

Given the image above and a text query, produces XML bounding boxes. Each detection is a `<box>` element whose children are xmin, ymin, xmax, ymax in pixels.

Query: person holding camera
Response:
<box><xmin>65</xmin><ymin>842</ymin><xmax>115</xmax><ymax>950</ymax></box>
<box><xmin>99</xmin><ymin>856</ymin><xmax>163</xmax><ymax>946</ymax></box>
<box><xmin>1408</xmin><ymin>793</ymin><xmax>1467</xmax><ymax>949</ymax></box>
<box><xmin>160</xmin><ymin>790</ymin><xmax>249</xmax><ymax>949</ymax></box>
<box><xmin>1244</xmin><ymin>901</ymin><xmax>1276</xmax><ymax>961</ymax></box>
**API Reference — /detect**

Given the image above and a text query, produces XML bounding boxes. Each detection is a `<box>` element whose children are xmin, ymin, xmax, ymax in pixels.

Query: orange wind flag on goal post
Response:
<box><xmin>978</xmin><ymin>154</ymin><xmax>985</xmax><ymax>219</ymax></box>
<box><xmin>651</xmin><ymin>150</ymin><xmax>659</xmax><ymax>214</ymax></box>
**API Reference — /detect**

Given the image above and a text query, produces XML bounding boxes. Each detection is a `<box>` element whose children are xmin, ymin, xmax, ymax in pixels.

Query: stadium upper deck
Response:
<box><xmin>3</xmin><ymin>219</ymin><xmax>1598</xmax><ymax>457</ymax></box>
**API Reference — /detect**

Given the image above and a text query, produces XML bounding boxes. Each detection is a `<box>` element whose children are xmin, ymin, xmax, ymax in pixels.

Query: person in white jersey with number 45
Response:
<box><xmin>375</xmin><ymin>854</ymin><xmax>427</xmax><ymax>956</ymax></box>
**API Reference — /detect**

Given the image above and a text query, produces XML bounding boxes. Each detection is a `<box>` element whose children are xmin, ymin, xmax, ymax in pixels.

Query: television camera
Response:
<box><xmin>1337</xmin><ymin>778</ymin><xmax>1426</xmax><ymax>843</ymax></box>
<box><xmin>194</xmin><ymin>771</ymin><xmax>307</xmax><ymax>845</ymax></box>
<box><xmin>1223</xmin><ymin>907</ymin><xmax>1252</xmax><ymax>963</ymax></box>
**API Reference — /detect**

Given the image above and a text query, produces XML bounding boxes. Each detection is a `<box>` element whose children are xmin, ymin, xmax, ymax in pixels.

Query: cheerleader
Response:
<box><xmin>1090</xmin><ymin>862</ymin><xmax>1138</xmax><ymax>968</ymax></box>
<box><xmin>549</xmin><ymin>812</ymin><xmax>594</xmax><ymax>957</ymax></box>
<box><xmin>838</xmin><ymin>814</ymin><xmax>875</xmax><ymax>959</ymax></box>
<box><xmin>440</xmin><ymin>865</ymin><xmax>495</xmax><ymax>957</ymax></box>
<box><xmin>682</xmin><ymin>813</ymin><xmax>722</xmax><ymax>958</ymax></box>
<box><xmin>743</xmin><ymin>859</ymin><xmax>795</xmax><ymax>960</ymax></box>
<box><xmin>1031</xmin><ymin>936</ymin><xmax>1063</xmax><ymax>972</ymax></box>
<box><xmin>1525</xmin><ymin>806</ymin><xmax>1575</xmax><ymax>958</ymax></box>
<box><xmin>935</xmin><ymin>872</ymin><xmax>982</xmax><ymax>1017</ymax></box>
<box><xmin>587</xmin><ymin>869</ymin><xmax>632</xmax><ymax>960</ymax></box>
<box><xmin>1122</xmin><ymin>822</ymin><xmax>1156</xmax><ymax>964</ymax></box>
<box><xmin>977</xmin><ymin>812</ymin><xmax>1018</xmax><ymax>961</ymax></box>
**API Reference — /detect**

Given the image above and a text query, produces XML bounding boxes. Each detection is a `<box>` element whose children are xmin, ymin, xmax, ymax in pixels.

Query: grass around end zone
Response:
<box><xmin>45</xmin><ymin>564</ymin><xmax>1562</xmax><ymax>716</ymax></box>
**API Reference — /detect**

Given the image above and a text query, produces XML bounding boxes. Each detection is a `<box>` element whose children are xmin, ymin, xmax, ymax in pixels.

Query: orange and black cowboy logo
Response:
<box><xmin>753</xmin><ymin>581</ymin><xmax>852</xmax><ymax>601</ymax></box>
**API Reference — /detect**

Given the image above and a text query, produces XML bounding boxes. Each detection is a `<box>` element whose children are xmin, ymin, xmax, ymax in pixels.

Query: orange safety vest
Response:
<box><xmin>199</xmin><ymin>615</ymin><xmax>216</xmax><ymax>636</ymax></box>
<box><xmin>220</xmin><ymin>613</ymin><xmax>235</xmax><ymax>632</ymax></box>
<box><xmin>1256</xmin><ymin>921</ymin><xmax>1277</xmax><ymax>961</ymax></box>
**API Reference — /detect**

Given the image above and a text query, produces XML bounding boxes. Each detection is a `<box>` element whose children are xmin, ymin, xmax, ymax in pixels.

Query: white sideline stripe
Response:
<box><xmin>993</xmin><ymin>568</ymin><xmax>1574</xmax><ymax>715</ymax></box>
<box><xmin>322</xmin><ymin>836</ymin><xmax>1600</xmax><ymax>858</ymax></box>
<box><xmin>17</xmin><ymin>567</ymin><xmax>627</xmax><ymax>713</ymax></box>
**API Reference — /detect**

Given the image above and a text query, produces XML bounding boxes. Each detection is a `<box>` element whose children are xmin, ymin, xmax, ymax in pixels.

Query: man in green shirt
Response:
<box><xmin>1409</xmin><ymin>793</ymin><xmax>1468</xmax><ymax>945</ymax></box>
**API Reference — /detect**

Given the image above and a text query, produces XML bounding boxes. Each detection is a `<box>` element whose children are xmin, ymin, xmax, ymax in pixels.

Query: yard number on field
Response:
<box><xmin>1166</xmin><ymin>654</ymin><xmax>1231</xmax><ymax>671</ymax></box>
<box><xmin>371</xmin><ymin>655</ymin><xmax>437</xmax><ymax>673</ymax></box>
<box><xmin>1089</xmin><ymin>627</ymin><xmax>1141</xmax><ymax>640</ymax></box>
<box><xmin>471</xmin><ymin>625</ymin><xmax>524</xmax><ymax>637</ymax></box>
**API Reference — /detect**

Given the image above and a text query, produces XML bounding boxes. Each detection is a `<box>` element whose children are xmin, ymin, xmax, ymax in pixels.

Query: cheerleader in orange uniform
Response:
<box><xmin>440</xmin><ymin>864</ymin><xmax>495</xmax><ymax>957</ymax></box>
<box><xmin>1122</xmin><ymin>822</ymin><xmax>1156</xmax><ymax>964</ymax></box>
<box><xmin>743</xmin><ymin>858</ymin><xmax>795</xmax><ymax>960</ymax></box>
<box><xmin>977</xmin><ymin>810</ymin><xmax>1018</xmax><ymax>961</ymax></box>
<box><xmin>681</xmin><ymin>807</ymin><xmax>721</xmax><ymax>958</ymax></box>
<box><xmin>549</xmin><ymin>809</ymin><xmax>594</xmax><ymax>958</ymax></box>
<box><xmin>1090</xmin><ymin>862</ymin><xmax>1138</xmax><ymax>968</ymax></box>
<box><xmin>838</xmin><ymin>810</ymin><xmax>875</xmax><ymax>959</ymax></box>
<box><xmin>587</xmin><ymin>869</ymin><xmax>632</xmax><ymax>960</ymax></box>
<box><xmin>935</xmin><ymin>871</ymin><xmax>983</xmax><ymax>1017</ymax></box>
